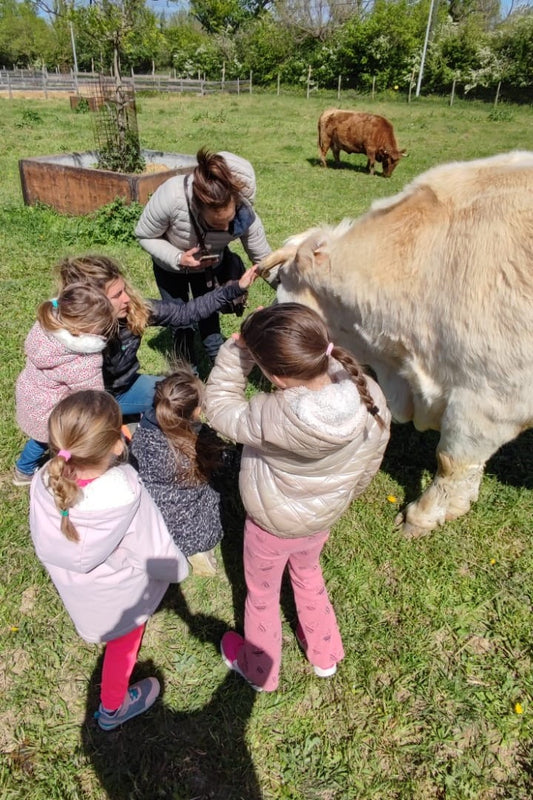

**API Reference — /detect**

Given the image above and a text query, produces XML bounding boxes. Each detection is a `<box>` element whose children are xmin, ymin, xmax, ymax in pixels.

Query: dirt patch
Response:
<box><xmin>0</xmin><ymin>90</ymin><xmax>68</xmax><ymax>100</ymax></box>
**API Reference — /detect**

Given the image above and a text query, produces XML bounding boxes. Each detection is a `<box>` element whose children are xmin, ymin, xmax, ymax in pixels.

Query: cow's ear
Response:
<box><xmin>298</xmin><ymin>234</ymin><xmax>328</xmax><ymax>270</ymax></box>
<box><xmin>312</xmin><ymin>245</ymin><xmax>329</xmax><ymax>268</ymax></box>
<box><xmin>400</xmin><ymin>149</ymin><xmax>408</xmax><ymax>157</ymax></box>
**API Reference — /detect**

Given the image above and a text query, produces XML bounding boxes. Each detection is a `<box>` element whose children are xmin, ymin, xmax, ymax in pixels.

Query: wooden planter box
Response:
<box><xmin>19</xmin><ymin>149</ymin><xmax>197</xmax><ymax>215</ymax></box>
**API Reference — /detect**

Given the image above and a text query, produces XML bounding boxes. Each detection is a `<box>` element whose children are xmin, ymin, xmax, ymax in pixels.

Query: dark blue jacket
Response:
<box><xmin>103</xmin><ymin>281</ymin><xmax>245</xmax><ymax>394</ymax></box>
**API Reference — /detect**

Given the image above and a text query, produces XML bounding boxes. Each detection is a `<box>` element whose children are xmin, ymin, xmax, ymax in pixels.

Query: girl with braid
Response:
<box><xmin>205</xmin><ymin>302</ymin><xmax>391</xmax><ymax>692</ymax></box>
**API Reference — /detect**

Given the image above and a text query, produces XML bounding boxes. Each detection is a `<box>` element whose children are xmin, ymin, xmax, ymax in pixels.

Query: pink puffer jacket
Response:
<box><xmin>16</xmin><ymin>322</ymin><xmax>106</xmax><ymax>441</ymax></box>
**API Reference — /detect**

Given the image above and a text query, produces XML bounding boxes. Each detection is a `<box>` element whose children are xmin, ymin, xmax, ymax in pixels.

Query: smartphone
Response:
<box><xmin>199</xmin><ymin>255</ymin><xmax>218</xmax><ymax>266</ymax></box>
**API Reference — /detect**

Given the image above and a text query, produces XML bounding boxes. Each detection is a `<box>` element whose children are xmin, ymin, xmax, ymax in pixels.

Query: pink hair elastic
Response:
<box><xmin>58</xmin><ymin>449</ymin><xmax>72</xmax><ymax>461</ymax></box>
<box><xmin>325</xmin><ymin>342</ymin><xmax>334</xmax><ymax>356</ymax></box>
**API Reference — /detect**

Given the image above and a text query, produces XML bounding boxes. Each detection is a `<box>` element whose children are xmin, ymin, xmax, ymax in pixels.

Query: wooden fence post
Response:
<box><xmin>237</xmin><ymin>77</ymin><xmax>240</xmax><ymax>95</ymax></box>
<box><xmin>337</xmin><ymin>74</ymin><xmax>341</xmax><ymax>100</ymax></box>
<box><xmin>222</xmin><ymin>61</ymin><xmax>225</xmax><ymax>91</ymax></box>
<box><xmin>306</xmin><ymin>65</ymin><xmax>312</xmax><ymax>99</ymax></box>
<box><xmin>277</xmin><ymin>73</ymin><xmax>280</xmax><ymax>96</ymax></box>
<box><xmin>371</xmin><ymin>75</ymin><xmax>376</xmax><ymax>100</ymax></box>
<box><xmin>494</xmin><ymin>80</ymin><xmax>501</xmax><ymax>107</ymax></box>
<box><xmin>249</xmin><ymin>70</ymin><xmax>252</xmax><ymax>94</ymax></box>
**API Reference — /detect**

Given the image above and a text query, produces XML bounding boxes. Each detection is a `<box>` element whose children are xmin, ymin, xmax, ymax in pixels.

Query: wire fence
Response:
<box><xmin>0</xmin><ymin>68</ymin><xmax>253</xmax><ymax>98</ymax></box>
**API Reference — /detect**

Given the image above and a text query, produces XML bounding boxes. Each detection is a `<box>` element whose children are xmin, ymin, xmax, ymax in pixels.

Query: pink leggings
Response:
<box><xmin>100</xmin><ymin>624</ymin><xmax>145</xmax><ymax>711</ymax></box>
<box><xmin>237</xmin><ymin>517</ymin><xmax>344</xmax><ymax>691</ymax></box>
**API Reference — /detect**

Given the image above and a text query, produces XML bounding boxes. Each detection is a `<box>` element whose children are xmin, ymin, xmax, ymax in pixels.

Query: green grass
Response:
<box><xmin>1</xmin><ymin>91</ymin><xmax>533</xmax><ymax>799</ymax></box>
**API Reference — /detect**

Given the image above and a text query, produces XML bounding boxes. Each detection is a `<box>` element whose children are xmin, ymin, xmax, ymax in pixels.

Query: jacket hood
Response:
<box><xmin>51</xmin><ymin>328</ymin><xmax>107</xmax><ymax>354</ymax></box>
<box><xmin>30</xmin><ymin>465</ymin><xmax>141</xmax><ymax>574</ymax></box>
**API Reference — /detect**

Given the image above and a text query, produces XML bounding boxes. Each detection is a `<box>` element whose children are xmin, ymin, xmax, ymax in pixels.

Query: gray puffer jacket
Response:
<box><xmin>135</xmin><ymin>151</ymin><xmax>271</xmax><ymax>272</ymax></box>
<box><xmin>205</xmin><ymin>340</ymin><xmax>391</xmax><ymax>538</ymax></box>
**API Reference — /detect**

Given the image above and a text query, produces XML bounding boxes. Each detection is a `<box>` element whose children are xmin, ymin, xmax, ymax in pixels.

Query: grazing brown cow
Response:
<box><xmin>318</xmin><ymin>108</ymin><xmax>406</xmax><ymax>176</ymax></box>
<box><xmin>259</xmin><ymin>151</ymin><xmax>533</xmax><ymax>537</ymax></box>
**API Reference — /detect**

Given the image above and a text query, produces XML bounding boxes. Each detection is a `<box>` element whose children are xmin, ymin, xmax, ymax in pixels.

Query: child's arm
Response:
<box><xmin>205</xmin><ymin>337</ymin><xmax>267</xmax><ymax>445</ymax></box>
<box><xmin>146</xmin><ymin>271</ymin><xmax>255</xmax><ymax>328</ymax></box>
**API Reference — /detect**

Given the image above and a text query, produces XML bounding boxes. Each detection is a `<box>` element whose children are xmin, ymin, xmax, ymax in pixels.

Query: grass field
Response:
<box><xmin>0</xmin><ymin>90</ymin><xmax>533</xmax><ymax>800</ymax></box>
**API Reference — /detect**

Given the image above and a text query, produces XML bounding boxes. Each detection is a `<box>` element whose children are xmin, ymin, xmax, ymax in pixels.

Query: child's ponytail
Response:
<box><xmin>154</xmin><ymin>364</ymin><xmax>223</xmax><ymax>484</ymax></box>
<box><xmin>241</xmin><ymin>303</ymin><xmax>387</xmax><ymax>429</ymax></box>
<box><xmin>47</xmin><ymin>453</ymin><xmax>82</xmax><ymax>542</ymax></box>
<box><xmin>47</xmin><ymin>391</ymin><xmax>124</xmax><ymax>542</ymax></box>
<box><xmin>37</xmin><ymin>282</ymin><xmax>116</xmax><ymax>338</ymax></box>
<box><xmin>327</xmin><ymin>345</ymin><xmax>388</xmax><ymax>431</ymax></box>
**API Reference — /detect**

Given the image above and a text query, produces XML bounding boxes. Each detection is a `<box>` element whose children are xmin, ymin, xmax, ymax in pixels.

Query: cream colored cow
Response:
<box><xmin>258</xmin><ymin>152</ymin><xmax>533</xmax><ymax>536</ymax></box>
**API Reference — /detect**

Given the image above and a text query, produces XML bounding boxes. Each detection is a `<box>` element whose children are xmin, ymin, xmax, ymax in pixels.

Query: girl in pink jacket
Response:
<box><xmin>30</xmin><ymin>390</ymin><xmax>189</xmax><ymax>730</ymax></box>
<box><xmin>14</xmin><ymin>283</ymin><xmax>115</xmax><ymax>484</ymax></box>
<box><xmin>205</xmin><ymin>303</ymin><xmax>391</xmax><ymax>692</ymax></box>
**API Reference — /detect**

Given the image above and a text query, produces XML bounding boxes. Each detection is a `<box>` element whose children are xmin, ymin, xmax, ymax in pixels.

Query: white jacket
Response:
<box><xmin>135</xmin><ymin>151</ymin><xmax>271</xmax><ymax>272</ymax></box>
<box><xmin>205</xmin><ymin>339</ymin><xmax>391</xmax><ymax>538</ymax></box>
<box><xmin>30</xmin><ymin>464</ymin><xmax>189</xmax><ymax>643</ymax></box>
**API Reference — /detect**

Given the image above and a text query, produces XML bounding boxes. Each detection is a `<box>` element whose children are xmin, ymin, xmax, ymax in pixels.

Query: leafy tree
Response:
<box><xmin>491</xmin><ymin>8</ymin><xmax>533</xmax><ymax>87</ymax></box>
<box><xmin>424</xmin><ymin>14</ymin><xmax>491</xmax><ymax>92</ymax></box>
<box><xmin>336</xmin><ymin>0</ymin><xmax>431</xmax><ymax>90</ymax></box>
<box><xmin>0</xmin><ymin>0</ymin><xmax>55</xmax><ymax>67</ymax></box>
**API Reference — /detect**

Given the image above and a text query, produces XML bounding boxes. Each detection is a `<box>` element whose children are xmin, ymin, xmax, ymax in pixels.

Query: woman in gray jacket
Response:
<box><xmin>135</xmin><ymin>148</ymin><xmax>271</xmax><ymax>367</ymax></box>
<box><xmin>205</xmin><ymin>303</ymin><xmax>391</xmax><ymax>692</ymax></box>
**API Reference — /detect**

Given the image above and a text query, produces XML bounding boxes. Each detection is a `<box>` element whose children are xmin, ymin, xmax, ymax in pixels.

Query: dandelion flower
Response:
<box><xmin>387</xmin><ymin>495</ymin><xmax>397</xmax><ymax>503</ymax></box>
<box><xmin>515</xmin><ymin>702</ymin><xmax>523</xmax><ymax>714</ymax></box>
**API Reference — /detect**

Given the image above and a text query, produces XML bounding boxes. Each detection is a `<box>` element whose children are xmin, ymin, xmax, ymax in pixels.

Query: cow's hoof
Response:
<box><xmin>395</xmin><ymin>511</ymin><xmax>434</xmax><ymax>539</ymax></box>
<box><xmin>401</xmin><ymin>520</ymin><xmax>434</xmax><ymax>540</ymax></box>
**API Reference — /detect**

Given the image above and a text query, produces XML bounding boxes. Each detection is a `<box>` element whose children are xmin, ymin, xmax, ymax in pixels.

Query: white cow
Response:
<box><xmin>258</xmin><ymin>151</ymin><xmax>533</xmax><ymax>536</ymax></box>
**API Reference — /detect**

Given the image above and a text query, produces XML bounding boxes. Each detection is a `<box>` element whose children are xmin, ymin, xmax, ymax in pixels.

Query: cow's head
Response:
<box><xmin>257</xmin><ymin>227</ymin><xmax>333</xmax><ymax>312</ymax></box>
<box><xmin>380</xmin><ymin>148</ymin><xmax>408</xmax><ymax>178</ymax></box>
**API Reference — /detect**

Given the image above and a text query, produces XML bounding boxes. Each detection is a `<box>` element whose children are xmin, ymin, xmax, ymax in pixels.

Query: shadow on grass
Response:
<box><xmin>81</xmin><ymin>586</ymin><xmax>263</xmax><ymax>800</ymax></box>
<box><xmin>306</xmin><ymin>156</ymin><xmax>380</xmax><ymax>175</ymax></box>
<box><xmin>381</xmin><ymin>422</ymin><xmax>533</xmax><ymax>507</ymax></box>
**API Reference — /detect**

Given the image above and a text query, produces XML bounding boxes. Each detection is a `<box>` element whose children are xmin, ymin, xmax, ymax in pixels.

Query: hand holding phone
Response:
<box><xmin>199</xmin><ymin>255</ymin><xmax>219</xmax><ymax>267</ymax></box>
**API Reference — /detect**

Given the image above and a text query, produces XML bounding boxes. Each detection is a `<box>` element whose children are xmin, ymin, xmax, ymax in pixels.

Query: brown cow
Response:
<box><xmin>318</xmin><ymin>108</ymin><xmax>406</xmax><ymax>176</ymax></box>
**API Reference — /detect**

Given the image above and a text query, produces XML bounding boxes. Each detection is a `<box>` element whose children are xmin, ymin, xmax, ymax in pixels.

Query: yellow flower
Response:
<box><xmin>394</xmin><ymin>85</ymin><xmax>399</xmax><ymax>90</ymax></box>
<box><xmin>490</xmin><ymin>558</ymin><xmax>496</xmax><ymax>565</ymax></box>
<box><xmin>387</xmin><ymin>495</ymin><xmax>397</xmax><ymax>503</ymax></box>
<box><xmin>514</xmin><ymin>702</ymin><xmax>524</xmax><ymax>714</ymax></box>
<box><xmin>9</xmin><ymin>626</ymin><xmax>18</xmax><ymax>632</ymax></box>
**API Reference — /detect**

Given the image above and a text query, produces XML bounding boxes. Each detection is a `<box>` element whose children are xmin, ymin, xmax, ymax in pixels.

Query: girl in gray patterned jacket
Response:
<box><xmin>130</xmin><ymin>364</ymin><xmax>234</xmax><ymax>576</ymax></box>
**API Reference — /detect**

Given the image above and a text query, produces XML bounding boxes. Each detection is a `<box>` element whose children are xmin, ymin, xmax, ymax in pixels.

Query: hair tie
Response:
<box><xmin>369</xmin><ymin>405</ymin><xmax>379</xmax><ymax>416</ymax></box>
<box><xmin>60</xmin><ymin>509</ymin><xmax>69</xmax><ymax>517</ymax></box>
<box><xmin>325</xmin><ymin>342</ymin><xmax>334</xmax><ymax>357</ymax></box>
<box><xmin>51</xmin><ymin>298</ymin><xmax>59</xmax><ymax>309</ymax></box>
<box><xmin>58</xmin><ymin>449</ymin><xmax>71</xmax><ymax>461</ymax></box>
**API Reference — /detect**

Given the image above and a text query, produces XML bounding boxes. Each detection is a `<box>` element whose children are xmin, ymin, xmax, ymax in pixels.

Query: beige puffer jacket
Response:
<box><xmin>205</xmin><ymin>339</ymin><xmax>391</xmax><ymax>538</ymax></box>
<box><xmin>135</xmin><ymin>151</ymin><xmax>271</xmax><ymax>272</ymax></box>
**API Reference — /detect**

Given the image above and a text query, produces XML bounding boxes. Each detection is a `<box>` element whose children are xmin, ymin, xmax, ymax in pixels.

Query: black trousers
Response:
<box><xmin>153</xmin><ymin>262</ymin><xmax>223</xmax><ymax>363</ymax></box>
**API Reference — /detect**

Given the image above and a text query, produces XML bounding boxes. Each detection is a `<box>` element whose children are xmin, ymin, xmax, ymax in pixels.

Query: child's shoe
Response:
<box><xmin>188</xmin><ymin>549</ymin><xmax>217</xmax><ymax>577</ymax></box>
<box><xmin>12</xmin><ymin>466</ymin><xmax>34</xmax><ymax>487</ymax></box>
<box><xmin>295</xmin><ymin>623</ymin><xmax>337</xmax><ymax>678</ymax></box>
<box><xmin>95</xmin><ymin>677</ymin><xmax>160</xmax><ymax>731</ymax></box>
<box><xmin>220</xmin><ymin>631</ymin><xmax>262</xmax><ymax>692</ymax></box>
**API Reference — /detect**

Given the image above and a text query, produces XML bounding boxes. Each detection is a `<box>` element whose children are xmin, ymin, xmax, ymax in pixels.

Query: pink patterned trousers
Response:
<box><xmin>237</xmin><ymin>517</ymin><xmax>344</xmax><ymax>691</ymax></box>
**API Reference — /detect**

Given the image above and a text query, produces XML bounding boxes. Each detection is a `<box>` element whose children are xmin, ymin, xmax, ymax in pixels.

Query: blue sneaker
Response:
<box><xmin>95</xmin><ymin>677</ymin><xmax>160</xmax><ymax>731</ymax></box>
